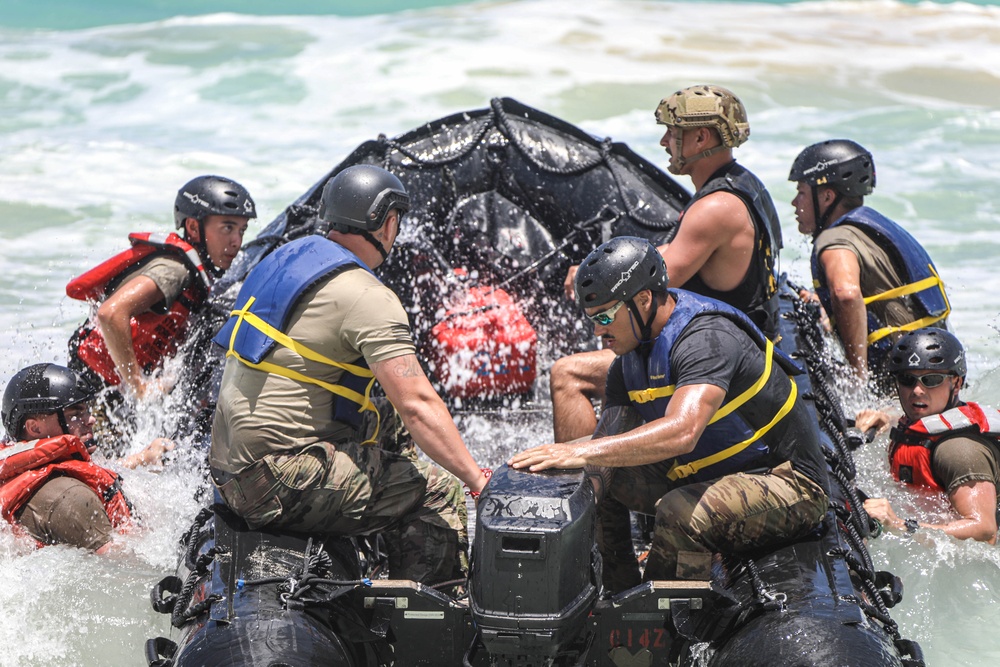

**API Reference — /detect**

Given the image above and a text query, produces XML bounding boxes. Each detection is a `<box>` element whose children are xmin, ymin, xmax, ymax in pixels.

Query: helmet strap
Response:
<box><xmin>188</xmin><ymin>219</ymin><xmax>224</xmax><ymax>278</ymax></box>
<box><xmin>945</xmin><ymin>378</ymin><xmax>964</xmax><ymax>411</ymax></box>
<box><xmin>626</xmin><ymin>294</ymin><xmax>659</xmax><ymax>357</ymax></box>
<box><xmin>361</xmin><ymin>230</ymin><xmax>390</xmax><ymax>263</ymax></box>
<box><xmin>811</xmin><ymin>187</ymin><xmax>843</xmax><ymax>236</ymax></box>
<box><xmin>56</xmin><ymin>409</ymin><xmax>70</xmax><ymax>436</ymax></box>
<box><xmin>669</xmin><ymin>128</ymin><xmax>726</xmax><ymax>174</ymax></box>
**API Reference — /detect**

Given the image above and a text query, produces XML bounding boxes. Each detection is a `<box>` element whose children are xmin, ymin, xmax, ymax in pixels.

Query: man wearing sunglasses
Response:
<box><xmin>857</xmin><ymin>329</ymin><xmax>998</xmax><ymax>543</ymax></box>
<box><xmin>1</xmin><ymin>364</ymin><xmax>171</xmax><ymax>552</ymax></box>
<box><xmin>552</xmin><ymin>85</ymin><xmax>783</xmax><ymax>443</ymax></box>
<box><xmin>511</xmin><ymin>237</ymin><xmax>829</xmax><ymax>589</ymax></box>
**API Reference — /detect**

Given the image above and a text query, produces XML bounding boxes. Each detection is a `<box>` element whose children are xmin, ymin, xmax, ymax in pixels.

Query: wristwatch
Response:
<box><xmin>903</xmin><ymin>518</ymin><xmax>919</xmax><ymax>534</ymax></box>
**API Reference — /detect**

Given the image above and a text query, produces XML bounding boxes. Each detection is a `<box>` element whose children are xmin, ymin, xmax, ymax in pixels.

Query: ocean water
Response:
<box><xmin>1</xmin><ymin>0</ymin><xmax>999</xmax><ymax>665</ymax></box>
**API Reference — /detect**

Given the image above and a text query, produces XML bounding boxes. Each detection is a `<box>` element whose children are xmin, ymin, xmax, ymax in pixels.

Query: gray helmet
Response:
<box><xmin>2</xmin><ymin>364</ymin><xmax>95</xmax><ymax>439</ymax></box>
<box><xmin>174</xmin><ymin>175</ymin><xmax>257</xmax><ymax>229</ymax></box>
<box><xmin>887</xmin><ymin>328</ymin><xmax>966</xmax><ymax>377</ymax></box>
<box><xmin>319</xmin><ymin>165</ymin><xmax>411</xmax><ymax>233</ymax></box>
<box><xmin>575</xmin><ymin>236</ymin><xmax>668</xmax><ymax>309</ymax></box>
<box><xmin>788</xmin><ymin>139</ymin><xmax>875</xmax><ymax>198</ymax></box>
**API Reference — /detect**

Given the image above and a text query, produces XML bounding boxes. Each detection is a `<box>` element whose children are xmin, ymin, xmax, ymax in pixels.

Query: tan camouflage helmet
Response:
<box><xmin>654</xmin><ymin>85</ymin><xmax>751</xmax><ymax>148</ymax></box>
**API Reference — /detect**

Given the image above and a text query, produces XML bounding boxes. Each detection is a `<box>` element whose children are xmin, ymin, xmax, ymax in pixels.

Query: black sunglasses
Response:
<box><xmin>895</xmin><ymin>372</ymin><xmax>953</xmax><ymax>389</ymax></box>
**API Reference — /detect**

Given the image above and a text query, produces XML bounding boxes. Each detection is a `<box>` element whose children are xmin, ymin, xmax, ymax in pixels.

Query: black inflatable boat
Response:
<box><xmin>146</xmin><ymin>98</ymin><xmax>924</xmax><ymax>667</ymax></box>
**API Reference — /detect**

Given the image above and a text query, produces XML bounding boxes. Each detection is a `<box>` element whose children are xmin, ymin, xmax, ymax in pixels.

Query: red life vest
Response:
<box><xmin>67</xmin><ymin>232</ymin><xmax>213</xmax><ymax>386</ymax></box>
<box><xmin>0</xmin><ymin>435</ymin><xmax>132</xmax><ymax>529</ymax></box>
<box><xmin>889</xmin><ymin>402</ymin><xmax>1000</xmax><ymax>492</ymax></box>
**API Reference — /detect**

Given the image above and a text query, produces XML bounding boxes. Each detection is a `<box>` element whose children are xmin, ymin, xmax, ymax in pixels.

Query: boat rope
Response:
<box><xmin>231</xmin><ymin>538</ymin><xmax>373</xmax><ymax>611</ymax></box>
<box><xmin>372</xmin><ymin>98</ymin><xmax>674</xmax><ymax>234</ymax></box>
<box><xmin>743</xmin><ymin>559</ymin><xmax>787</xmax><ymax>613</ymax></box>
<box><xmin>788</xmin><ymin>285</ymin><xmax>919</xmax><ymax>650</ymax></box>
<box><xmin>171</xmin><ymin>549</ymin><xmax>222</xmax><ymax>628</ymax></box>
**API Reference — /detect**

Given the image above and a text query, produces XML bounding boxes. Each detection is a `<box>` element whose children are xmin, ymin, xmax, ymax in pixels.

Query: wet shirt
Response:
<box><xmin>113</xmin><ymin>255</ymin><xmax>191</xmax><ymax>313</ymax></box>
<box><xmin>210</xmin><ymin>267</ymin><xmax>416</xmax><ymax>475</ymax></box>
<box><xmin>605</xmin><ymin>314</ymin><xmax>829</xmax><ymax>491</ymax></box>
<box><xmin>932</xmin><ymin>435</ymin><xmax>1000</xmax><ymax>494</ymax></box>
<box><xmin>814</xmin><ymin>224</ymin><xmax>917</xmax><ymax>329</ymax></box>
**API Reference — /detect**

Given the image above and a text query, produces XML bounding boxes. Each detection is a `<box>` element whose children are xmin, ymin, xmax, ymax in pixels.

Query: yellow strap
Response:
<box><xmin>667</xmin><ymin>378</ymin><xmax>799</xmax><ymax>482</ymax></box>
<box><xmin>628</xmin><ymin>339</ymin><xmax>776</xmax><ymax>427</ymax></box>
<box><xmin>225</xmin><ymin>296</ymin><xmax>381</xmax><ymax>444</ymax></box>
<box><xmin>862</xmin><ymin>274</ymin><xmax>941</xmax><ymax>305</ymax></box>
<box><xmin>228</xmin><ymin>298</ymin><xmax>373</xmax><ymax>378</ymax></box>
<box><xmin>865</xmin><ymin>265</ymin><xmax>951</xmax><ymax>344</ymax></box>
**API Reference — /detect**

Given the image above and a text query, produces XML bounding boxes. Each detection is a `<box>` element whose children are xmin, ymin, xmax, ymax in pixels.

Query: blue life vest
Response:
<box><xmin>214</xmin><ymin>236</ymin><xmax>379</xmax><ymax>431</ymax></box>
<box><xmin>811</xmin><ymin>207</ymin><xmax>950</xmax><ymax>354</ymax></box>
<box><xmin>621</xmin><ymin>290</ymin><xmax>800</xmax><ymax>484</ymax></box>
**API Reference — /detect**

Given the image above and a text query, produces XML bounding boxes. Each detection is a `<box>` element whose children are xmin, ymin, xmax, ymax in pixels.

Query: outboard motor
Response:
<box><xmin>470</xmin><ymin>465</ymin><xmax>601</xmax><ymax>666</ymax></box>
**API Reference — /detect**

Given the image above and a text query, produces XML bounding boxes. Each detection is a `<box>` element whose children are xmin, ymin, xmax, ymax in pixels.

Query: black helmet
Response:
<box><xmin>319</xmin><ymin>165</ymin><xmax>410</xmax><ymax>233</ymax></box>
<box><xmin>887</xmin><ymin>328</ymin><xmax>966</xmax><ymax>377</ymax></box>
<box><xmin>788</xmin><ymin>139</ymin><xmax>875</xmax><ymax>198</ymax></box>
<box><xmin>2</xmin><ymin>364</ymin><xmax>95</xmax><ymax>439</ymax></box>
<box><xmin>174</xmin><ymin>175</ymin><xmax>257</xmax><ymax>229</ymax></box>
<box><xmin>575</xmin><ymin>236</ymin><xmax>668</xmax><ymax>309</ymax></box>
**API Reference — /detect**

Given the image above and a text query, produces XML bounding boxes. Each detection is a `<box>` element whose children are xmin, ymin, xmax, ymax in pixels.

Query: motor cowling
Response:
<box><xmin>470</xmin><ymin>464</ymin><xmax>600</xmax><ymax>666</ymax></box>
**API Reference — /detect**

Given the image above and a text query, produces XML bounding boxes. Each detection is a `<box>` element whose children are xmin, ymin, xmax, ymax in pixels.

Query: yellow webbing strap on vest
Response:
<box><xmin>225</xmin><ymin>296</ymin><xmax>380</xmax><ymax>444</ymax></box>
<box><xmin>667</xmin><ymin>377</ymin><xmax>798</xmax><ymax>482</ymax></box>
<box><xmin>864</xmin><ymin>265</ymin><xmax>950</xmax><ymax>344</ymax></box>
<box><xmin>628</xmin><ymin>338</ymin><xmax>777</xmax><ymax>427</ymax></box>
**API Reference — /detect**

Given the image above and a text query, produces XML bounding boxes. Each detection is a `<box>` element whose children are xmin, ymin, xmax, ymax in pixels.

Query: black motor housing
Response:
<box><xmin>470</xmin><ymin>465</ymin><xmax>600</xmax><ymax>665</ymax></box>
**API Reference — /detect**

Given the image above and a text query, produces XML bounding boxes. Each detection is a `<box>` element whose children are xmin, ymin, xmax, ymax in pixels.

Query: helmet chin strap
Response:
<box><xmin>667</xmin><ymin>128</ymin><xmax>726</xmax><ymax>175</ymax></box>
<box><xmin>191</xmin><ymin>220</ymin><xmax>224</xmax><ymax>279</ymax></box>
<box><xmin>56</xmin><ymin>409</ymin><xmax>70</xmax><ymax>436</ymax></box>
<box><xmin>810</xmin><ymin>187</ymin><xmax>843</xmax><ymax>238</ymax></box>
<box><xmin>626</xmin><ymin>296</ymin><xmax>659</xmax><ymax>357</ymax></box>
<box><xmin>945</xmin><ymin>380</ymin><xmax>964</xmax><ymax>411</ymax></box>
<box><xmin>361</xmin><ymin>230</ymin><xmax>389</xmax><ymax>262</ymax></box>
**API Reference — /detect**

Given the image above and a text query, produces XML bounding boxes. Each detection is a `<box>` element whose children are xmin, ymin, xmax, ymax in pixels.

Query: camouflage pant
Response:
<box><xmin>216</xmin><ymin>399</ymin><xmax>469</xmax><ymax>585</ymax></box>
<box><xmin>598</xmin><ymin>460</ymin><xmax>828</xmax><ymax>590</ymax></box>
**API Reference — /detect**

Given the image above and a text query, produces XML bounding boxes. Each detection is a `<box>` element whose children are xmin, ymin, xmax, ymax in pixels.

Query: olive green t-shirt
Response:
<box><xmin>114</xmin><ymin>255</ymin><xmax>192</xmax><ymax>313</ymax></box>
<box><xmin>932</xmin><ymin>435</ymin><xmax>1000</xmax><ymax>495</ymax></box>
<box><xmin>814</xmin><ymin>225</ymin><xmax>917</xmax><ymax>329</ymax></box>
<box><xmin>210</xmin><ymin>266</ymin><xmax>416</xmax><ymax>475</ymax></box>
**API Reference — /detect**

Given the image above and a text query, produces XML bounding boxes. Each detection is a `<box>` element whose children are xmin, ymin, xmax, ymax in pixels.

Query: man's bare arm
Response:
<box><xmin>510</xmin><ymin>383</ymin><xmax>725</xmax><ymax>472</ymax></box>
<box><xmin>819</xmin><ymin>248</ymin><xmax>868</xmax><ymax>378</ymax></box>
<box><xmin>371</xmin><ymin>353</ymin><xmax>487</xmax><ymax>492</ymax></box>
<box><xmin>96</xmin><ymin>276</ymin><xmax>166</xmax><ymax>397</ymax></box>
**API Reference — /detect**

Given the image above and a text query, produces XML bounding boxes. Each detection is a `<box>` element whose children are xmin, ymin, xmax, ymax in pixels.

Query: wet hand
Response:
<box><xmin>563</xmin><ymin>265</ymin><xmax>580</xmax><ymax>301</ymax></box>
<box><xmin>855</xmin><ymin>409</ymin><xmax>890</xmax><ymax>434</ymax></box>
<box><xmin>863</xmin><ymin>497</ymin><xmax>901</xmax><ymax>529</ymax></box>
<box><xmin>121</xmin><ymin>437</ymin><xmax>175</xmax><ymax>469</ymax></box>
<box><xmin>509</xmin><ymin>443</ymin><xmax>587</xmax><ymax>472</ymax></box>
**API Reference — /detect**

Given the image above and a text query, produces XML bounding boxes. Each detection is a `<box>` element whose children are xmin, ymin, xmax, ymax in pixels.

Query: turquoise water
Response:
<box><xmin>1</xmin><ymin>0</ymin><xmax>999</xmax><ymax>665</ymax></box>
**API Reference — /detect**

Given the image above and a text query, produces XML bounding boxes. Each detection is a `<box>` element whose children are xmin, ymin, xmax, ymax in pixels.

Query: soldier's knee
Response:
<box><xmin>549</xmin><ymin>355</ymin><xmax>580</xmax><ymax>395</ymax></box>
<box><xmin>654</xmin><ymin>491</ymin><xmax>705</xmax><ymax>539</ymax></box>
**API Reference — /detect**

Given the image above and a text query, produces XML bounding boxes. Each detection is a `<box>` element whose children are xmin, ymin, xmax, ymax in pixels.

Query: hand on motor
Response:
<box><xmin>855</xmin><ymin>409</ymin><xmax>891</xmax><ymax>435</ymax></box>
<box><xmin>564</xmin><ymin>265</ymin><xmax>580</xmax><ymax>301</ymax></box>
<box><xmin>121</xmin><ymin>437</ymin><xmax>175</xmax><ymax>469</ymax></box>
<box><xmin>509</xmin><ymin>443</ymin><xmax>587</xmax><ymax>472</ymax></box>
<box><xmin>863</xmin><ymin>497</ymin><xmax>901</xmax><ymax>530</ymax></box>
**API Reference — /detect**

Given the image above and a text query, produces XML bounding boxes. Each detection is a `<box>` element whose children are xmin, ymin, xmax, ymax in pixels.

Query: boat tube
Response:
<box><xmin>148</xmin><ymin>98</ymin><xmax>924</xmax><ymax>666</ymax></box>
<box><xmin>209</xmin><ymin>97</ymin><xmax>690</xmax><ymax>402</ymax></box>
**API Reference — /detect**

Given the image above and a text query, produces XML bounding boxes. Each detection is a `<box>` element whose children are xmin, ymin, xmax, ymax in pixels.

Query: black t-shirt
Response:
<box><xmin>606</xmin><ymin>314</ymin><xmax>829</xmax><ymax>491</ymax></box>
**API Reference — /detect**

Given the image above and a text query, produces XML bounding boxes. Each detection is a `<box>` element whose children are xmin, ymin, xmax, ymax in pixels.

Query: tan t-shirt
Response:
<box><xmin>814</xmin><ymin>224</ymin><xmax>917</xmax><ymax>329</ymax></box>
<box><xmin>210</xmin><ymin>266</ymin><xmax>416</xmax><ymax>475</ymax></box>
